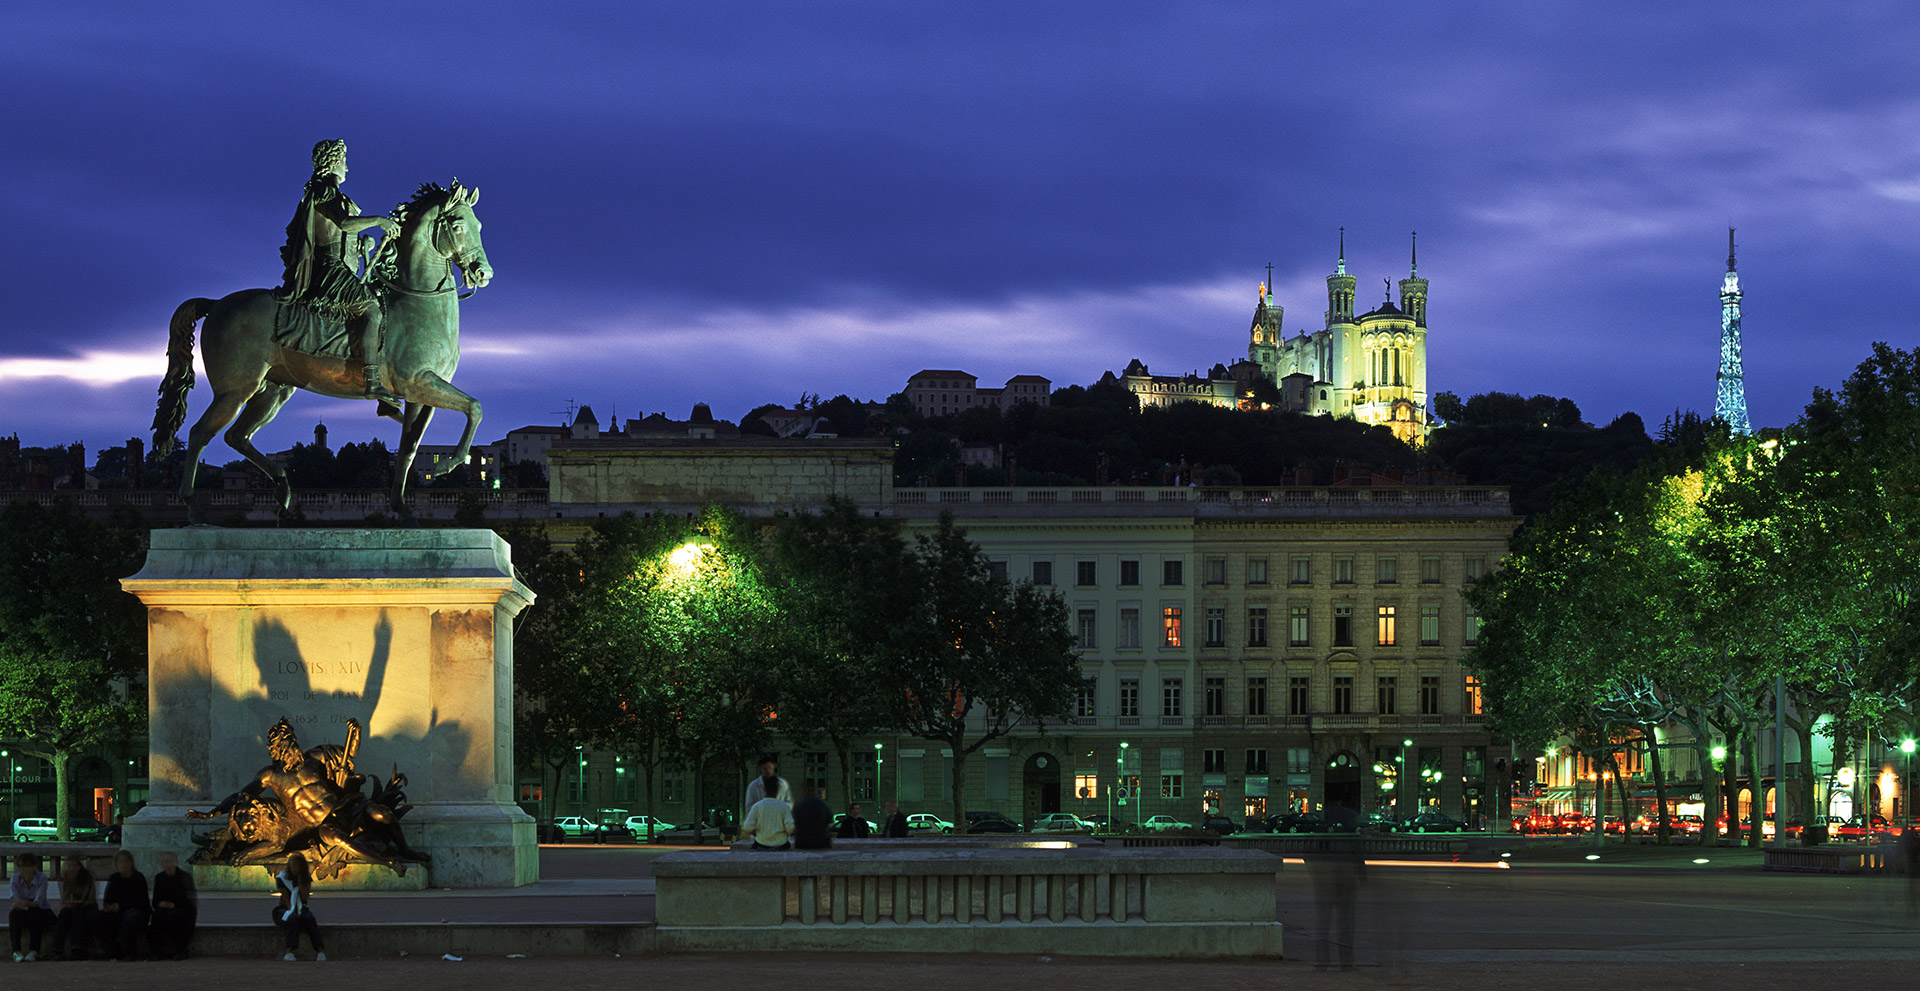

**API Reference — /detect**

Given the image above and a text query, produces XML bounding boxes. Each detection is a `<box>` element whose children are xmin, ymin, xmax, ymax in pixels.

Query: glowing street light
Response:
<box><xmin>667</xmin><ymin>541</ymin><xmax>714</xmax><ymax>573</ymax></box>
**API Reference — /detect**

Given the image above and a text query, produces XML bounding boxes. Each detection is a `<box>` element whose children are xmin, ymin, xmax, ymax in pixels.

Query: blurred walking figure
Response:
<box><xmin>1312</xmin><ymin>802</ymin><xmax>1365</xmax><ymax>969</ymax></box>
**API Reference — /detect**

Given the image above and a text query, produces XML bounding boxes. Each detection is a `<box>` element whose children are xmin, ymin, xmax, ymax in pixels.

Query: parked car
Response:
<box><xmin>964</xmin><ymin>811</ymin><xmax>1023</xmax><ymax>833</ymax></box>
<box><xmin>1394</xmin><ymin>811</ymin><xmax>1466</xmax><ymax>833</ymax></box>
<box><xmin>905</xmin><ymin>814</ymin><xmax>954</xmax><ymax>834</ymax></box>
<box><xmin>648</xmin><ymin>821</ymin><xmax>730</xmax><ymax>844</ymax></box>
<box><xmin>1266</xmin><ymin>811</ymin><xmax>1331</xmax><ymax>834</ymax></box>
<box><xmin>1142</xmin><ymin>815</ymin><xmax>1194</xmax><ymax>832</ymax></box>
<box><xmin>1081</xmin><ymin>814</ymin><xmax>1137</xmax><ymax>833</ymax></box>
<box><xmin>552</xmin><ymin>815</ymin><xmax>609</xmax><ymax>839</ymax></box>
<box><xmin>624</xmin><ymin>814</ymin><xmax>672</xmax><ymax>838</ymax></box>
<box><xmin>11</xmin><ymin>818</ymin><xmax>58</xmax><ymax>841</ymax></box>
<box><xmin>1198</xmin><ymin>815</ymin><xmax>1241</xmax><ymax>835</ymax></box>
<box><xmin>1029</xmin><ymin>813</ymin><xmax>1095</xmax><ymax>834</ymax></box>
<box><xmin>11</xmin><ymin>817</ymin><xmax>113</xmax><ymax>842</ymax></box>
<box><xmin>831</xmin><ymin>814</ymin><xmax>878</xmax><ymax>835</ymax></box>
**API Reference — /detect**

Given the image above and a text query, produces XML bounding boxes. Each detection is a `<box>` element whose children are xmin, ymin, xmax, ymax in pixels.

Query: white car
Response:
<box><xmin>1143</xmin><ymin>815</ymin><xmax>1194</xmax><ymax>832</ymax></box>
<box><xmin>624</xmin><ymin>814</ymin><xmax>671</xmax><ymax>836</ymax></box>
<box><xmin>906</xmin><ymin>814</ymin><xmax>955</xmax><ymax>833</ymax></box>
<box><xmin>1029</xmin><ymin>813</ymin><xmax>1095</xmax><ymax>834</ymax></box>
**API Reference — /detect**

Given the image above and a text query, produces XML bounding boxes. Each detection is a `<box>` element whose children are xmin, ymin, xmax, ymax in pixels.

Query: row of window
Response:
<box><xmin>1076</xmin><ymin>674</ymin><xmax>1484</xmax><ymax>718</ymax></box>
<box><xmin>1022</xmin><ymin>555</ymin><xmax>1488</xmax><ymax>589</ymax></box>
<box><xmin>1073</xmin><ymin>603</ymin><xmax>1480</xmax><ymax>650</ymax></box>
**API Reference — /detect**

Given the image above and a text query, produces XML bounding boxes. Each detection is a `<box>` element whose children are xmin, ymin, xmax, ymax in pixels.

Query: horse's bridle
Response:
<box><xmin>381</xmin><ymin>206</ymin><xmax>479</xmax><ymax>300</ymax></box>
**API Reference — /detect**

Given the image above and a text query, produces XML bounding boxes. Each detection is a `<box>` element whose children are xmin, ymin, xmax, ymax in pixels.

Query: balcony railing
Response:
<box><xmin>891</xmin><ymin>485</ymin><xmax>1510</xmax><ymax>517</ymax></box>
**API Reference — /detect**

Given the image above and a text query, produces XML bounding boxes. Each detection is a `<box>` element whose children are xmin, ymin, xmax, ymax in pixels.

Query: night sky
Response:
<box><xmin>4</xmin><ymin>2</ymin><xmax>1914</xmax><ymax>458</ymax></box>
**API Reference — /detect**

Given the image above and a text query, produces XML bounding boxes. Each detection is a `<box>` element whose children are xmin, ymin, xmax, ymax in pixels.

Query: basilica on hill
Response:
<box><xmin>1111</xmin><ymin>231</ymin><xmax>1432</xmax><ymax>444</ymax></box>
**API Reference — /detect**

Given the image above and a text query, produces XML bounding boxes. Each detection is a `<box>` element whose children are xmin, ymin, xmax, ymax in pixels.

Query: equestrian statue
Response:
<box><xmin>152</xmin><ymin>139</ymin><xmax>493</xmax><ymax>523</ymax></box>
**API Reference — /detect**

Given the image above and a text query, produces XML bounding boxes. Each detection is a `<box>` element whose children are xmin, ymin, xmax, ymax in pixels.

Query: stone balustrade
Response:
<box><xmin>652</xmin><ymin>845</ymin><xmax>1282</xmax><ymax>957</ymax></box>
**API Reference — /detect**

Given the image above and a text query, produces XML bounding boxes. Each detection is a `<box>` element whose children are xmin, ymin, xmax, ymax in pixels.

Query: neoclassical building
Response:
<box><xmin>529</xmin><ymin>435</ymin><xmax>1515</xmax><ymax>830</ymax></box>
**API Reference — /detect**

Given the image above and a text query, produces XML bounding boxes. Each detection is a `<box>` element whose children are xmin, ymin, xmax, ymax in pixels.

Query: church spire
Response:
<box><xmin>1410</xmin><ymin>230</ymin><xmax>1418</xmax><ymax>278</ymax></box>
<box><xmin>1715</xmin><ymin>227</ymin><xmax>1752</xmax><ymax>436</ymax></box>
<box><xmin>1325</xmin><ymin>227</ymin><xmax>1356</xmax><ymax>326</ymax></box>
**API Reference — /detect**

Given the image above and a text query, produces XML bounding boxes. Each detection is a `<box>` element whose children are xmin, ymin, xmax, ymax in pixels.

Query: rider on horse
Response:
<box><xmin>277</xmin><ymin>139</ymin><xmax>403</xmax><ymax>413</ymax></box>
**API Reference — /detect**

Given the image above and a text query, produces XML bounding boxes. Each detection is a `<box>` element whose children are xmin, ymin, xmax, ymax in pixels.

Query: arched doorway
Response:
<box><xmin>1023</xmin><ymin>752</ymin><xmax>1061</xmax><ymax>824</ymax></box>
<box><xmin>1324</xmin><ymin>752</ymin><xmax>1361</xmax><ymax>813</ymax></box>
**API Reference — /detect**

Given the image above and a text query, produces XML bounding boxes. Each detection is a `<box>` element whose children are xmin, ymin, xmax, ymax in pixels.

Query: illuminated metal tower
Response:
<box><xmin>1715</xmin><ymin>228</ymin><xmax>1752</xmax><ymax>436</ymax></box>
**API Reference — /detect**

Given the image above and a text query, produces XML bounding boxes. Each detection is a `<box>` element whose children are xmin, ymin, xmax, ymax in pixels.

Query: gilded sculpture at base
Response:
<box><xmin>188</xmin><ymin>717</ymin><xmax>430</xmax><ymax>880</ymax></box>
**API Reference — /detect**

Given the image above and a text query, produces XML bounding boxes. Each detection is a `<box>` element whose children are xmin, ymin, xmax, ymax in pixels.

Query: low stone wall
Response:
<box><xmin>0</xmin><ymin>842</ymin><xmax>119</xmax><ymax>877</ymax></box>
<box><xmin>652</xmin><ymin>846</ymin><xmax>1282</xmax><ymax>958</ymax></box>
<box><xmin>1763</xmin><ymin>845</ymin><xmax>1893</xmax><ymax>874</ymax></box>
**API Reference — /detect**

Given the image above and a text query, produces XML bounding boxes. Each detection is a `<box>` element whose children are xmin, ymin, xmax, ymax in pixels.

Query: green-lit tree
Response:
<box><xmin>890</xmin><ymin>514</ymin><xmax>1081</xmax><ymax>832</ymax></box>
<box><xmin>0</xmin><ymin>500</ymin><xmax>147</xmax><ymax>839</ymax></box>
<box><xmin>768</xmin><ymin>500</ymin><xmax>917</xmax><ymax>803</ymax></box>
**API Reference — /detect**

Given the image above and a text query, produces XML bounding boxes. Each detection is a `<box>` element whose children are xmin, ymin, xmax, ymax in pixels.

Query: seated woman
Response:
<box><xmin>273</xmin><ymin>853</ymin><xmax>326</xmax><ymax>961</ymax></box>
<box><xmin>47</xmin><ymin>858</ymin><xmax>97</xmax><ymax>961</ymax></box>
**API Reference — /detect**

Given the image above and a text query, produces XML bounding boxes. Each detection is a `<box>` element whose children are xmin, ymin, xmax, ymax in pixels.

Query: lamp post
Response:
<box><xmin>1115</xmin><ymin>742</ymin><xmax>1130</xmax><ymax>823</ymax></box>
<box><xmin>2</xmin><ymin>749</ymin><xmax>11</xmax><ymax>824</ymax></box>
<box><xmin>874</xmin><ymin>742</ymin><xmax>885</xmax><ymax>804</ymax></box>
<box><xmin>1896</xmin><ymin>733</ymin><xmax>1912</xmax><ymax>829</ymax></box>
<box><xmin>575</xmin><ymin>744</ymin><xmax>587</xmax><ymax>818</ymax></box>
<box><xmin>1711</xmin><ymin>745</ymin><xmax>1728</xmax><ymax>843</ymax></box>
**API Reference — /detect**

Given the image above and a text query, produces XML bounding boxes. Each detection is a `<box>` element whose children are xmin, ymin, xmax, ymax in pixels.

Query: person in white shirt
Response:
<box><xmin>739</xmin><ymin>796</ymin><xmax>796</xmax><ymax>851</ymax></box>
<box><xmin>744</xmin><ymin>753</ymin><xmax>790</xmax><ymax>812</ymax></box>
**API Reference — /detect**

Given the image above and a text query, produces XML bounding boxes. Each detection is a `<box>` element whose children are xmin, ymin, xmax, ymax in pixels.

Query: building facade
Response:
<box><xmin>904</xmin><ymin>370</ymin><xmax>1053</xmax><ymax>419</ymax></box>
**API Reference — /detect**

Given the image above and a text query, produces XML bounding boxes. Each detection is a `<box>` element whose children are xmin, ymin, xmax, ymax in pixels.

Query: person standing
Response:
<box><xmin>837</xmin><ymin>801</ymin><xmax>871</xmax><ymax>840</ymax></box>
<box><xmin>47</xmin><ymin>858</ymin><xmax>96</xmax><ymax>960</ymax></box>
<box><xmin>739</xmin><ymin>794</ymin><xmax>796</xmax><ymax>851</ymax></box>
<box><xmin>744</xmin><ymin>753</ymin><xmax>790</xmax><ymax>812</ymax></box>
<box><xmin>882</xmin><ymin>799</ymin><xmax>910</xmax><ymax>838</ymax></box>
<box><xmin>7</xmin><ymin>852</ymin><xmax>53</xmax><ymax>962</ymax></box>
<box><xmin>148</xmin><ymin>852</ymin><xmax>197</xmax><ymax>960</ymax></box>
<box><xmin>97</xmin><ymin>850</ymin><xmax>150</xmax><ymax>962</ymax></box>
<box><xmin>273</xmin><ymin>853</ymin><xmax>326</xmax><ymax>961</ymax></box>
<box><xmin>791</xmin><ymin>783</ymin><xmax>833</xmax><ymax>850</ymax></box>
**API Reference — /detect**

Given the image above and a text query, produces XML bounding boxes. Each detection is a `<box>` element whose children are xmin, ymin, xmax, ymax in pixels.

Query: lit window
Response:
<box><xmin>1162</xmin><ymin>608</ymin><xmax>1183</xmax><ymax>647</ymax></box>
<box><xmin>1377</xmin><ymin>605</ymin><xmax>1397</xmax><ymax>646</ymax></box>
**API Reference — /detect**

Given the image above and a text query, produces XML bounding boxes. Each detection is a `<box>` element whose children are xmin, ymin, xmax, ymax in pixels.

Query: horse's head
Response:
<box><xmin>436</xmin><ymin>180</ymin><xmax>492</xmax><ymax>290</ymax></box>
<box><xmin>376</xmin><ymin>180</ymin><xmax>494</xmax><ymax>294</ymax></box>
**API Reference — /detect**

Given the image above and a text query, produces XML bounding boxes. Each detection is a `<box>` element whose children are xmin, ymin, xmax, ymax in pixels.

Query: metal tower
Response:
<box><xmin>1715</xmin><ymin>228</ymin><xmax>1752</xmax><ymax>435</ymax></box>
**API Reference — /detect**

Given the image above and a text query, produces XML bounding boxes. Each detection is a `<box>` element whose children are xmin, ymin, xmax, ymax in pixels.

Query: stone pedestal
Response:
<box><xmin>119</xmin><ymin>529</ymin><xmax>537</xmax><ymax>888</ymax></box>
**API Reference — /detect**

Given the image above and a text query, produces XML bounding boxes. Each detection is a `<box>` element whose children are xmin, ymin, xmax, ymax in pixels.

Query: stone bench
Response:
<box><xmin>652</xmin><ymin>845</ymin><xmax>1282</xmax><ymax>958</ymax></box>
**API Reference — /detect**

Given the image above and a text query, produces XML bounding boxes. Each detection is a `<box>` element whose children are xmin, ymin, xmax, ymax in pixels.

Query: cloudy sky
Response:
<box><xmin>3</xmin><ymin>1</ymin><xmax>1914</xmax><ymax>457</ymax></box>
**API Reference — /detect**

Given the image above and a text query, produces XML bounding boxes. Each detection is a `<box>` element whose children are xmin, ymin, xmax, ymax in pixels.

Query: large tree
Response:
<box><xmin>0</xmin><ymin>500</ymin><xmax>147</xmax><ymax>838</ymax></box>
<box><xmin>891</xmin><ymin>513</ymin><xmax>1081</xmax><ymax>831</ymax></box>
<box><xmin>768</xmin><ymin>500</ymin><xmax>918</xmax><ymax>804</ymax></box>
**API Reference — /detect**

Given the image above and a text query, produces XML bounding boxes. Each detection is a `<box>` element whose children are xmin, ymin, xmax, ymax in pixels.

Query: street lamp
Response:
<box><xmin>1896</xmin><ymin>737</ymin><xmax>1912</xmax><ymax>825</ymax></box>
<box><xmin>1711</xmin><ymin>745</ymin><xmax>1728</xmax><ymax>842</ymax></box>
<box><xmin>575</xmin><ymin>745</ymin><xmax>587</xmax><ymax>818</ymax></box>
<box><xmin>874</xmin><ymin>742</ymin><xmax>885</xmax><ymax>803</ymax></box>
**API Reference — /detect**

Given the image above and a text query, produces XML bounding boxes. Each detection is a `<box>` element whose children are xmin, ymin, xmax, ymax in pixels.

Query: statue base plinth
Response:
<box><xmin>121</xmin><ymin>528</ymin><xmax>537</xmax><ymax>889</ymax></box>
<box><xmin>192</xmin><ymin>861</ymin><xmax>429</xmax><ymax>892</ymax></box>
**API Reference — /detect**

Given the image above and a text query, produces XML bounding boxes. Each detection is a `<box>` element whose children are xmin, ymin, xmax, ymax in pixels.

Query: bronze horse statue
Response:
<box><xmin>152</xmin><ymin>181</ymin><xmax>492</xmax><ymax>523</ymax></box>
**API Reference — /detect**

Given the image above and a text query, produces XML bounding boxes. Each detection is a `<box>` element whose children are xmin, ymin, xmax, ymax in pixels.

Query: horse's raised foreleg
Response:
<box><xmin>391</xmin><ymin>402</ymin><xmax>435</xmax><ymax>521</ymax></box>
<box><xmin>395</xmin><ymin>371</ymin><xmax>483</xmax><ymax>479</ymax></box>
<box><xmin>225</xmin><ymin>384</ymin><xmax>297</xmax><ymax>519</ymax></box>
<box><xmin>393</xmin><ymin>372</ymin><xmax>483</xmax><ymax>480</ymax></box>
<box><xmin>178</xmin><ymin>389</ymin><xmax>255</xmax><ymax>524</ymax></box>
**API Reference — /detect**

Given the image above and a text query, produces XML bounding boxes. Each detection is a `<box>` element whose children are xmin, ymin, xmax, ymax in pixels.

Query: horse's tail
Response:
<box><xmin>152</xmin><ymin>297</ymin><xmax>213</xmax><ymax>456</ymax></box>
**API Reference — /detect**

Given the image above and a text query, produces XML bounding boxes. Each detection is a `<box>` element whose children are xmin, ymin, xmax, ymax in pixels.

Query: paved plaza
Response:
<box><xmin>18</xmin><ymin>843</ymin><xmax>1920</xmax><ymax>988</ymax></box>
